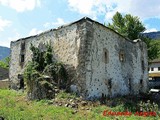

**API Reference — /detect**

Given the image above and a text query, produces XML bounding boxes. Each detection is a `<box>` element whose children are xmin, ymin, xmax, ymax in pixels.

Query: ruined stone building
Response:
<box><xmin>10</xmin><ymin>17</ymin><xmax>148</xmax><ymax>99</ymax></box>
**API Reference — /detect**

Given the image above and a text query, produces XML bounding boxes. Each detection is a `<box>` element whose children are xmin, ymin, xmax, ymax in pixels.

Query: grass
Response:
<box><xmin>0</xmin><ymin>89</ymin><xmax>160</xmax><ymax>120</ymax></box>
<box><xmin>56</xmin><ymin>90</ymin><xmax>77</xmax><ymax>99</ymax></box>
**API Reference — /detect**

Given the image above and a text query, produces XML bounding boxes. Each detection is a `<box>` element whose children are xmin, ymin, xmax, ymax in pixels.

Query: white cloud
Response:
<box><xmin>52</xmin><ymin>18</ymin><xmax>66</xmax><ymax>26</ymax></box>
<box><xmin>144</xmin><ymin>28</ymin><xmax>158</xmax><ymax>33</ymax></box>
<box><xmin>0</xmin><ymin>39</ymin><xmax>11</xmax><ymax>47</ymax></box>
<box><xmin>0</xmin><ymin>32</ymin><xmax>20</xmax><ymax>47</ymax></box>
<box><xmin>29</xmin><ymin>28</ymin><xmax>43</xmax><ymax>36</ymax></box>
<box><xmin>0</xmin><ymin>17</ymin><xmax>11</xmax><ymax>31</ymax></box>
<box><xmin>143</xmin><ymin>24</ymin><xmax>158</xmax><ymax>33</ymax></box>
<box><xmin>121</xmin><ymin>0</ymin><xmax>160</xmax><ymax>19</ymax></box>
<box><xmin>67</xmin><ymin>0</ymin><xmax>160</xmax><ymax>21</ymax></box>
<box><xmin>1</xmin><ymin>28</ymin><xmax>43</xmax><ymax>47</ymax></box>
<box><xmin>43</xmin><ymin>22</ymin><xmax>50</xmax><ymax>28</ymax></box>
<box><xmin>0</xmin><ymin>0</ymin><xmax>41</xmax><ymax>12</ymax></box>
<box><xmin>68</xmin><ymin>0</ymin><xmax>95</xmax><ymax>17</ymax></box>
<box><xmin>43</xmin><ymin>18</ymin><xmax>66</xmax><ymax>28</ymax></box>
<box><xmin>67</xmin><ymin>0</ymin><xmax>101</xmax><ymax>19</ymax></box>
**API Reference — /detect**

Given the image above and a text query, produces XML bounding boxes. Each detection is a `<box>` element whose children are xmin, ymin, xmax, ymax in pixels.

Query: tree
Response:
<box><xmin>0</xmin><ymin>57</ymin><xmax>10</xmax><ymax>69</ymax></box>
<box><xmin>141</xmin><ymin>36</ymin><xmax>160</xmax><ymax>60</ymax></box>
<box><xmin>108</xmin><ymin>12</ymin><xmax>159</xmax><ymax>60</ymax></box>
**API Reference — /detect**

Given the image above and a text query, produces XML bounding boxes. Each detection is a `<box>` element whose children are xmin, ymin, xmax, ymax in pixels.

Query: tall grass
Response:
<box><xmin>0</xmin><ymin>90</ymin><xmax>159</xmax><ymax>120</ymax></box>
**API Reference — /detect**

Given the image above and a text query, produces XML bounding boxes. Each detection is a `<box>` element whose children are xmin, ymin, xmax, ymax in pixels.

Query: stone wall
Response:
<box><xmin>9</xmin><ymin>19</ymin><xmax>86</xmax><ymax>89</ymax></box>
<box><xmin>10</xmin><ymin>17</ymin><xmax>148</xmax><ymax>99</ymax></box>
<box><xmin>83</xmin><ymin>22</ymin><xmax>148</xmax><ymax>99</ymax></box>
<box><xmin>0</xmin><ymin>79</ymin><xmax>9</xmax><ymax>89</ymax></box>
<box><xmin>0</xmin><ymin>67</ymin><xmax>8</xmax><ymax>80</ymax></box>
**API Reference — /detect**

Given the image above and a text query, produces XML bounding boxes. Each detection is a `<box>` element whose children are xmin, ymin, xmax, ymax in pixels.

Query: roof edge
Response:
<box><xmin>11</xmin><ymin>16</ymin><xmax>139</xmax><ymax>44</ymax></box>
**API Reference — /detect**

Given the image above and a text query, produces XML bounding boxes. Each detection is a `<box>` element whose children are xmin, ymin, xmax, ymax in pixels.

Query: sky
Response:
<box><xmin>1</xmin><ymin>0</ymin><xmax>160</xmax><ymax>47</ymax></box>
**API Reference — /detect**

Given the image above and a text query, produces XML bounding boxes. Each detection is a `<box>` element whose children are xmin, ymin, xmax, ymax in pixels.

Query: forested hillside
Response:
<box><xmin>143</xmin><ymin>31</ymin><xmax>160</xmax><ymax>40</ymax></box>
<box><xmin>0</xmin><ymin>46</ymin><xmax>10</xmax><ymax>60</ymax></box>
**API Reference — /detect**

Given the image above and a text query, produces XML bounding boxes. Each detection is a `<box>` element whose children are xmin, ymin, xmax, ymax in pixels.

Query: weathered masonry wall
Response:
<box><xmin>84</xmin><ymin>22</ymin><xmax>148</xmax><ymax>99</ymax></box>
<box><xmin>9</xmin><ymin>20</ymin><xmax>86</xmax><ymax>89</ymax></box>
<box><xmin>10</xmin><ymin>17</ymin><xmax>148</xmax><ymax>100</ymax></box>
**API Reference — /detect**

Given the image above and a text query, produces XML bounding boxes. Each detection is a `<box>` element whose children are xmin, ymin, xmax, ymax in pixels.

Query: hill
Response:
<box><xmin>0</xmin><ymin>46</ymin><xmax>10</xmax><ymax>60</ymax></box>
<box><xmin>143</xmin><ymin>31</ymin><xmax>160</xmax><ymax>40</ymax></box>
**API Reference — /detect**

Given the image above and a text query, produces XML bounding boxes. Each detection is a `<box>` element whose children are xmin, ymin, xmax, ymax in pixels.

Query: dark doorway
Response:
<box><xmin>18</xmin><ymin>74</ymin><xmax>24</xmax><ymax>89</ymax></box>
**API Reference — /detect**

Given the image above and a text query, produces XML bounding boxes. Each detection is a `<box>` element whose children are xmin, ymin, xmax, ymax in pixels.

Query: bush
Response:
<box><xmin>0</xmin><ymin>57</ymin><xmax>10</xmax><ymax>69</ymax></box>
<box><xmin>138</xmin><ymin>100</ymin><xmax>159</xmax><ymax>113</ymax></box>
<box><xmin>23</xmin><ymin>43</ymin><xmax>68</xmax><ymax>100</ymax></box>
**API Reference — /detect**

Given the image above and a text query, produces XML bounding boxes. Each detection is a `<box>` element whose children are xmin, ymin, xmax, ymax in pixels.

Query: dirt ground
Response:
<box><xmin>0</xmin><ymin>79</ymin><xmax>9</xmax><ymax>89</ymax></box>
<box><xmin>0</xmin><ymin>67</ymin><xmax>9</xmax><ymax>89</ymax></box>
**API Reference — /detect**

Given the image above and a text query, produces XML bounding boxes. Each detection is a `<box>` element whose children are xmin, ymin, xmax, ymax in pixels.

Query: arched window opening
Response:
<box><xmin>103</xmin><ymin>48</ymin><xmax>109</xmax><ymax>64</ymax></box>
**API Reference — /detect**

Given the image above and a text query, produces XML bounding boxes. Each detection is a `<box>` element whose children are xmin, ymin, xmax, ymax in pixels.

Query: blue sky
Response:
<box><xmin>0</xmin><ymin>0</ymin><xmax>160</xmax><ymax>47</ymax></box>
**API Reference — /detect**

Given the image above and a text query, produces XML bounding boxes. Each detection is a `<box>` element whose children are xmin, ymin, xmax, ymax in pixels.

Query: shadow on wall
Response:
<box><xmin>0</xmin><ymin>67</ymin><xmax>9</xmax><ymax>80</ymax></box>
<box><xmin>61</xmin><ymin>64</ymin><xmax>78</xmax><ymax>93</ymax></box>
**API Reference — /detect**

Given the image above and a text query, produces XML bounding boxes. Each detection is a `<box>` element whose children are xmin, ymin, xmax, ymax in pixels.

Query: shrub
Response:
<box><xmin>138</xmin><ymin>100</ymin><xmax>159</xmax><ymax>113</ymax></box>
<box><xmin>0</xmin><ymin>57</ymin><xmax>10</xmax><ymax>69</ymax></box>
<box><xmin>23</xmin><ymin>43</ymin><xmax>68</xmax><ymax>100</ymax></box>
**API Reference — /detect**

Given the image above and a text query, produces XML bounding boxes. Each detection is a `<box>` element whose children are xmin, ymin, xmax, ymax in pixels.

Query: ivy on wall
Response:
<box><xmin>24</xmin><ymin>42</ymin><xmax>68</xmax><ymax>100</ymax></box>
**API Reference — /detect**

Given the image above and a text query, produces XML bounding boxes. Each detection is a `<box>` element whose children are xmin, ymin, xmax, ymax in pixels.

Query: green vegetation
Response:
<box><xmin>150</xmin><ymin>40</ymin><xmax>160</xmax><ymax>59</ymax></box>
<box><xmin>0</xmin><ymin>90</ymin><xmax>74</xmax><ymax>120</ymax></box>
<box><xmin>0</xmin><ymin>57</ymin><xmax>10</xmax><ymax>69</ymax></box>
<box><xmin>56</xmin><ymin>90</ymin><xmax>77</xmax><ymax>99</ymax></box>
<box><xmin>23</xmin><ymin>43</ymin><xmax>67</xmax><ymax>100</ymax></box>
<box><xmin>142</xmin><ymin>36</ymin><xmax>160</xmax><ymax>60</ymax></box>
<box><xmin>0</xmin><ymin>46</ymin><xmax>10</xmax><ymax>60</ymax></box>
<box><xmin>107</xmin><ymin>12</ymin><xmax>160</xmax><ymax>60</ymax></box>
<box><xmin>24</xmin><ymin>43</ymin><xmax>67</xmax><ymax>87</ymax></box>
<box><xmin>108</xmin><ymin>12</ymin><xmax>145</xmax><ymax>40</ymax></box>
<box><xmin>0</xmin><ymin>89</ymin><xmax>159</xmax><ymax>120</ymax></box>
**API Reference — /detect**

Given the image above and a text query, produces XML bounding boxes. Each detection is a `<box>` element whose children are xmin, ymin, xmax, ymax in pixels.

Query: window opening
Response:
<box><xmin>103</xmin><ymin>48</ymin><xmax>109</xmax><ymax>64</ymax></box>
<box><xmin>119</xmin><ymin>50</ymin><xmax>125</xmax><ymax>62</ymax></box>
<box><xmin>151</xmin><ymin>68</ymin><xmax>154</xmax><ymax>71</ymax></box>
